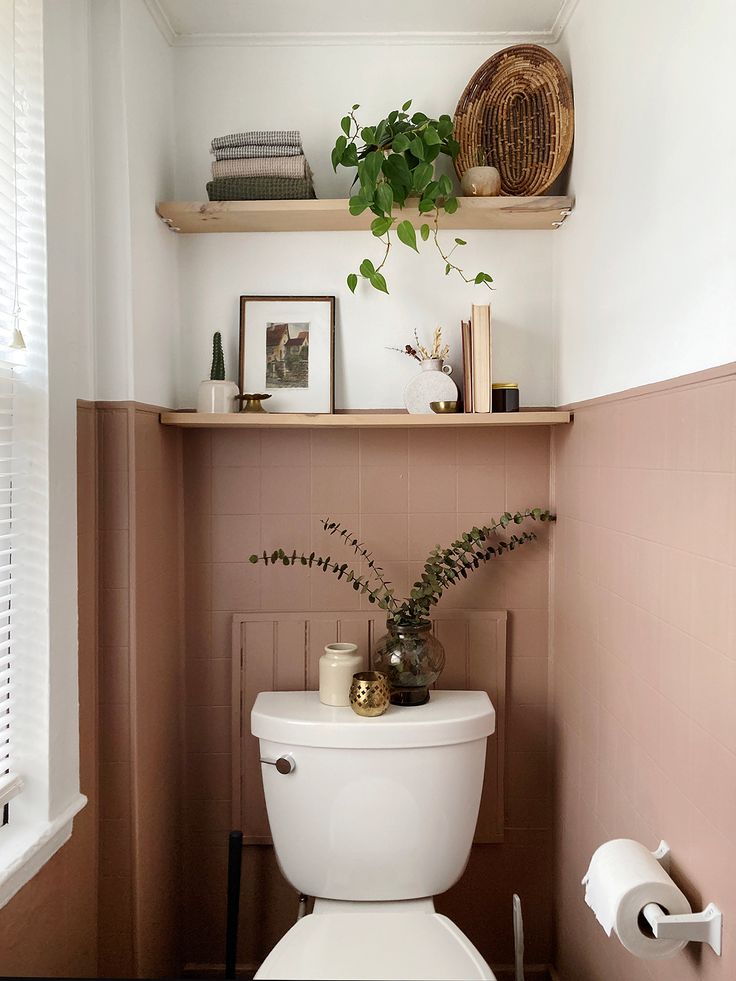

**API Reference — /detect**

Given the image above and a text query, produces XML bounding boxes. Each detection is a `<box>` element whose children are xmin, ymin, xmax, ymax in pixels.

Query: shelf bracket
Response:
<box><xmin>551</xmin><ymin>207</ymin><xmax>573</xmax><ymax>228</ymax></box>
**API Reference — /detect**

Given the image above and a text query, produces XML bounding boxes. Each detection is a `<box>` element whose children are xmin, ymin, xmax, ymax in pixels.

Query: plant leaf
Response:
<box><xmin>420</xmin><ymin>223</ymin><xmax>430</xmax><ymax>241</ymax></box>
<box><xmin>359</xmin><ymin>258</ymin><xmax>376</xmax><ymax>278</ymax></box>
<box><xmin>444</xmin><ymin>196</ymin><xmax>459</xmax><ymax>214</ymax></box>
<box><xmin>370</xmin><ymin>271</ymin><xmax>389</xmax><ymax>294</ymax></box>
<box><xmin>363</xmin><ymin>150</ymin><xmax>384</xmax><ymax>184</ymax></box>
<box><xmin>370</xmin><ymin>216</ymin><xmax>393</xmax><ymax>237</ymax></box>
<box><xmin>347</xmin><ymin>273</ymin><xmax>358</xmax><ymax>293</ymax></box>
<box><xmin>410</xmin><ymin>136</ymin><xmax>425</xmax><ymax>160</ymax></box>
<box><xmin>341</xmin><ymin>143</ymin><xmax>359</xmax><ymax>167</ymax></box>
<box><xmin>341</xmin><ymin>115</ymin><xmax>351</xmax><ymax>136</ymax></box>
<box><xmin>349</xmin><ymin>194</ymin><xmax>367</xmax><ymax>216</ymax></box>
<box><xmin>375</xmin><ymin>183</ymin><xmax>394</xmax><ymax>215</ymax></box>
<box><xmin>397</xmin><ymin>219</ymin><xmax>418</xmax><ymax>253</ymax></box>
<box><xmin>402</xmin><ymin>99</ymin><xmax>412</xmax><ymax>111</ymax></box>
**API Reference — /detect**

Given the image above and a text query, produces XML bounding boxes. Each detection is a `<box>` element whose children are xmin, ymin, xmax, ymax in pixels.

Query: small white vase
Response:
<box><xmin>319</xmin><ymin>643</ymin><xmax>363</xmax><ymax>706</ymax></box>
<box><xmin>197</xmin><ymin>380</ymin><xmax>239</xmax><ymax>413</ymax></box>
<box><xmin>404</xmin><ymin>359</ymin><xmax>458</xmax><ymax>414</ymax></box>
<box><xmin>461</xmin><ymin>166</ymin><xmax>502</xmax><ymax>197</ymax></box>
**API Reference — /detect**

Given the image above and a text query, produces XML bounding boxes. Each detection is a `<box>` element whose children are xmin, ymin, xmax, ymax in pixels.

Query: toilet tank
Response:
<box><xmin>251</xmin><ymin>690</ymin><xmax>494</xmax><ymax>901</ymax></box>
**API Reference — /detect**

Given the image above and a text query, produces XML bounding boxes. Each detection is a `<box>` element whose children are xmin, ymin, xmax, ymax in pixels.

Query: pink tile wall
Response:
<box><xmin>94</xmin><ymin>404</ymin><xmax>184</xmax><ymax>979</ymax></box>
<box><xmin>182</xmin><ymin>425</ymin><xmax>554</xmax><ymax>973</ymax></box>
<box><xmin>551</xmin><ymin>372</ymin><xmax>736</xmax><ymax>981</ymax></box>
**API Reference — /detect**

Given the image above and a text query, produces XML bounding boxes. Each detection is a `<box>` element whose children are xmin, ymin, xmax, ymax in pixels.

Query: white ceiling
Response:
<box><xmin>147</xmin><ymin>0</ymin><xmax>577</xmax><ymax>45</ymax></box>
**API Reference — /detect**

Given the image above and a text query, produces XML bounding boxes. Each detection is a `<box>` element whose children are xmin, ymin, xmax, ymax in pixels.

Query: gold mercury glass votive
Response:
<box><xmin>349</xmin><ymin>671</ymin><xmax>391</xmax><ymax>717</ymax></box>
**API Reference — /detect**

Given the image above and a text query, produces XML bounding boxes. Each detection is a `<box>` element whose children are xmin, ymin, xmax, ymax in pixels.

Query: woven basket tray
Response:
<box><xmin>206</xmin><ymin>175</ymin><xmax>316</xmax><ymax>201</ymax></box>
<box><xmin>454</xmin><ymin>44</ymin><xmax>574</xmax><ymax>196</ymax></box>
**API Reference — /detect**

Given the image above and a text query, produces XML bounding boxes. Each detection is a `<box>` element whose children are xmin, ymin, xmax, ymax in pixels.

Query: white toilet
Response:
<box><xmin>251</xmin><ymin>689</ymin><xmax>497</xmax><ymax>980</ymax></box>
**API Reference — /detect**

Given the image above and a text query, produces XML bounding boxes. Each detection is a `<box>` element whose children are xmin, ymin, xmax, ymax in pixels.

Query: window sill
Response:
<box><xmin>0</xmin><ymin>793</ymin><xmax>87</xmax><ymax>909</ymax></box>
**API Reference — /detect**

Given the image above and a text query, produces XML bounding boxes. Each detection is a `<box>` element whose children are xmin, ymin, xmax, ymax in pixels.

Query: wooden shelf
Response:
<box><xmin>160</xmin><ymin>411</ymin><xmax>571</xmax><ymax>428</ymax></box>
<box><xmin>156</xmin><ymin>196</ymin><xmax>573</xmax><ymax>234</ymax></box>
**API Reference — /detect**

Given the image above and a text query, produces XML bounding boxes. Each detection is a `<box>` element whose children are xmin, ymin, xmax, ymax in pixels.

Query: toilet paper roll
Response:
<box><xmin>582</xmin><ymin>839</ymin><xmax>692</xmax><ymax>960</ymax></box>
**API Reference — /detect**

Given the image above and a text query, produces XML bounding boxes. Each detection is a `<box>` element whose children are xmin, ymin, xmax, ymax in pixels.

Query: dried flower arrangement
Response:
<box><xmin>389</xmin><ymin>326</ymin><xmax>450</xmax><ymax>363</ymax></box>
<box><xmin>249</xmin><ymin>509</ymin><xmax>553</xmax><ymax>627</ymax></box>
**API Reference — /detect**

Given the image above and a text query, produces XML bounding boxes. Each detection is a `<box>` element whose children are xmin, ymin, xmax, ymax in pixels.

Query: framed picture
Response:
<box><xmin>238</xmin><ymin>296</ymin><xmax>335</xmax><ymax>413</ymax></box>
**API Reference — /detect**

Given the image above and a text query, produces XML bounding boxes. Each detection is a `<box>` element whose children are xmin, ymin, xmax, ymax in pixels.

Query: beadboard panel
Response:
<box><xmin>232</xmin><ymin>610</ymin><xmax>507</xmax><ymax>844</ymax></box>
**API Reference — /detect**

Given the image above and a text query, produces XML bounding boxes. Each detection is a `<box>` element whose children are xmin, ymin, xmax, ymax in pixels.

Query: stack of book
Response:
<box><xmin>461</xmin><ymin>304</ymin><xmax>492</xmax><ymax>413</ymax></box>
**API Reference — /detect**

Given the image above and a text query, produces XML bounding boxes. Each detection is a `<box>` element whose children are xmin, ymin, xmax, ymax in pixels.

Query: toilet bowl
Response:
<box><xmin>251</xmin><ymin>689</ymin><xmax>497</xmax><ymax>980</ymax></box>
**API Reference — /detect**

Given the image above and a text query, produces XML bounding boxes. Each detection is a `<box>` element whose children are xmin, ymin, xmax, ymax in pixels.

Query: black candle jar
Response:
<box><xmin>492</xmin><ymin>383</ymin><xmax>520</xmax><ymax>412</ymax></box>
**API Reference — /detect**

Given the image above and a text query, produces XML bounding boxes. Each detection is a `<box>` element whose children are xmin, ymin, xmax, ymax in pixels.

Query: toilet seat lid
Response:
<box><xmin>254</xmin><ymin>910</ymin><xmax>497</xmax><ymax>980</ymax></box>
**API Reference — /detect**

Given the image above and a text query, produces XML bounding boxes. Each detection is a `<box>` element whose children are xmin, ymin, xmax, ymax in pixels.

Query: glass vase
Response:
<box><xmin>372</xmin><ymin>620</ymin><xmax>446</xmax><ymax>706</ymax></box>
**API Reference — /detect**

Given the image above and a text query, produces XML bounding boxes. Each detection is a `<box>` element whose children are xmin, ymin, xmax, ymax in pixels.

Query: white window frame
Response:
<box><xmin>0</xmin><ymin>0</ymin><xmax>85</xmax><ymax>909</ymax></box>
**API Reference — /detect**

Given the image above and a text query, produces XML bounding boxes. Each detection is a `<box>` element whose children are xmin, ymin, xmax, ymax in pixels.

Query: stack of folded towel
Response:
<box><xmin>206</xmin><ymin>130</ymin><xmax>316</xmax><ymax>201</ymax></box>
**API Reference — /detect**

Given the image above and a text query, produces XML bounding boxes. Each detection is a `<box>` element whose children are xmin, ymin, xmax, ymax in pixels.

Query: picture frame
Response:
<box><xmin>238</xmin><ymin>295</ymin><xmax>335</xmax><ymax>413</ymax></box>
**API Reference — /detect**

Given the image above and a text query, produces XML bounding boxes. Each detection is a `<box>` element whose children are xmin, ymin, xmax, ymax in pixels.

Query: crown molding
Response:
<box><xmin>548</xmin><ymin>0</ymin><xmax>582</xmax><ymax>42</ymax></box>
<box><xmin>142</xmin><ymin>0</ymin><xmax>176</xmax><ymax>46</ymax></box>
<box><xmin>143</xmin><ymin>0</ymin><xmax>582</xmax><ymax>48</ymax></box>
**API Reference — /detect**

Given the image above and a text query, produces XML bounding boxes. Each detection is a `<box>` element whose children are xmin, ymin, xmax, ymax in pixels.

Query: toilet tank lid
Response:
<box><xmin>251</xmin><ymin>690</ymin><xmax>494</xmax><ymax>749</ymax></box>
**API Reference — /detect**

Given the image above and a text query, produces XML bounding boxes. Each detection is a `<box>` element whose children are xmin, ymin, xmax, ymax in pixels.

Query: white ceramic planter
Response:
<box><xmin>197</xmin><ymin>379</ymin><xmax>239</xmax><ymax>413</ymax></box>
<box><xmin>404</xmin><ymin>359</ymin><xmax>458</xmax><ymax>414</ymax></box>
<box><xmin>460</xmin><ymin>166</ymin><xmax>502</xmax><ymax>197</ymax></box>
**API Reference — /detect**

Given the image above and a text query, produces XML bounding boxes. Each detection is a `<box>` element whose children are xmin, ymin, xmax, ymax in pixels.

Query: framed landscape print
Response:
<box><xmin>238</xmin><ymin>296</ymin><xmax>335</xmax><ymax>413</ymax></box>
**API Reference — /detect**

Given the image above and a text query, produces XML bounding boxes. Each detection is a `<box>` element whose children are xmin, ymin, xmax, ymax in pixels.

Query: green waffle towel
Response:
<box><xmin>206</xmin><ymin>175</ymin><xmax>316</xmax><ymax>201</ymax></box>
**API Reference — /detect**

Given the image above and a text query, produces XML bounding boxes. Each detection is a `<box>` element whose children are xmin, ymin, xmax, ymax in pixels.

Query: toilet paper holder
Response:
<box><xmin>641</xmin><ymin>841</ymin><xmax>723</xmax><ymax>955</ymax></box>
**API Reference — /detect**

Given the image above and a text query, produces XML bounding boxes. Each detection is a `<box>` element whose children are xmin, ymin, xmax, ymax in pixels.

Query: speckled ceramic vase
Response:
<box><xmin>404</xmin><ymin>359</ymin><xmax>458</xmax><ymax>414</ymax></box>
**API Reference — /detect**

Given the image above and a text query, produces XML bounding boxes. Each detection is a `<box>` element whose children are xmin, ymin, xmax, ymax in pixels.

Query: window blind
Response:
<box><xmin>0</xmin><ymin>0</ymin><xmax>47</xmax><ymax>813</ymax></box>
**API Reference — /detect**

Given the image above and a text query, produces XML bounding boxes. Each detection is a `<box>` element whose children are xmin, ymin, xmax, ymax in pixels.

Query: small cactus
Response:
<box><xmin>210</xmin><ymin>331</ymin><xmax>225</xmax><ymax>381</ymax></box>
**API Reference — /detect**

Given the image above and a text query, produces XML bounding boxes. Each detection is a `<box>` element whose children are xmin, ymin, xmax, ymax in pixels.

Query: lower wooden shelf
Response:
<box><xmin>160</xmin><ymin>410</ymin><xmax>571</xmax><ymax>428</ymax></box>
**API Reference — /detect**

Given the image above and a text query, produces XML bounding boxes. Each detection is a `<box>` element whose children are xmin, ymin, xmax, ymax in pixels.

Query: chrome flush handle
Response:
<box><xmin>260</xmin><ymin>754</ymin><xmax>295</xmax><ymax>775</ymax></box>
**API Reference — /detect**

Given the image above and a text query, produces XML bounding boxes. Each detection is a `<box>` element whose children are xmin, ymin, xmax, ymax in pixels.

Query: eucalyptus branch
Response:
<box><xmin>248</xmin><ymin>547</ymin><xmax>400</xmax><ymax>615</ymax></box>
<box><xmin>251</xmin><ymin>509</ymin><xmax>554</xmax><ymax>626</ymax></box>
<box><xmin>320</xmin><ymin>517</ymin><xmax>394</xmax><ymax>598</ymax></box>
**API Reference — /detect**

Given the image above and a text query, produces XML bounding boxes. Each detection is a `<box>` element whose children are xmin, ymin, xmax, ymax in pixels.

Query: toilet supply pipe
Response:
<box><xmin>225</xmin><ymin>830</ymin><xmax>244</xmax><ymax>980</ymax></box>
<box><xmin>513</xmin><ymin>894</ymin><xmax>524</xmax><ymax>981</ymax></box>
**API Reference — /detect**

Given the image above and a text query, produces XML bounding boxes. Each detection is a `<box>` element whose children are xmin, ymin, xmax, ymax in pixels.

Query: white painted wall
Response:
<box><xmin>90</xmin><ymin>0</ymin><xmax>179</xmax><ymax>405</ymax></box>
<box><xmin>121</xmin><ymin>0</ymin><xmax>180</xmax><ymax>407</ymax></box>
<box><xmin>173</xmin><ymin>43</ymin><xmax>558</xmax><ymax>408</ymax></box>
<box><xmin>44</xmin><ymin>0</ymin><xmax>94</xmax><ymax>817</ymax></box>
<box><xmin>555</xmin><ymin>0</ymin><xmax>736</xmax><ymax>404</ymax></box>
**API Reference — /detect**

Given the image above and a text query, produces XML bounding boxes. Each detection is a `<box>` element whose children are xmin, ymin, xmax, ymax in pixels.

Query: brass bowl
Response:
<box><xmin>349</xmin><ymin>671</ymin><xmax>391</xmax><ymax>717</ymax></box>
<box><xmin>238</xmin><ymin>393</ymin><xmax>272</xmax><ymax>413</ymax></box>
<box><xmin>430</xmin><ymin>400</ymin><xmax>460</xmax><ymax>414</ymax></box>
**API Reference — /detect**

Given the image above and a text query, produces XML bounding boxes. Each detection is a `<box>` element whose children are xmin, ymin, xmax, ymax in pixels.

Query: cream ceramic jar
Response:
<box><xmin>319</xmin><ymin>643</ymin><xmax>362</xmax><ymax>706</ymax></box>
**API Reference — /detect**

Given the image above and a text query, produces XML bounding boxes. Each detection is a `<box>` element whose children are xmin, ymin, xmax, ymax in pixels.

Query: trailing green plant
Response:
<box><xmin>250</xmin><ymin>508</ymin><xmax>553</xmax><ymax>626</ymax></box>
<box><xmin>210</xmin><ymin>331</ymin><xmax>225</xmax><ymax>381</ymax></box>
<box><xmin>331</xmin><ymin>101</ymin><xmax>494</xmax><ymax>295</ymax></box>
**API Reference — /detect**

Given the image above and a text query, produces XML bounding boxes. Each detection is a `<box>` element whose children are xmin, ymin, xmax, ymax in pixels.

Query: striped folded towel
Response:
<box><xmin>206</xmin><ymin>175</ymin><xmax>316</xmax><ymax>201</ymax></box>
<box><xmin>213</xmin><ymin>144</ymin><xmax>303</xmax><ymax>161</ymax></box>
<box><xmin>211</xmin><ymin>130</ymin><xmax>301</xmax><ymax>151</ymax></box>
<box><xmin>212</xmin><ymin>155</ymin><xmax>308</xmax><ymax>180</ymax></box>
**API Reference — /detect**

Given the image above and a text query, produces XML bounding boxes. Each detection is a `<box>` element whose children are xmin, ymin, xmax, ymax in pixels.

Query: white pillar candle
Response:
<box><xmin>319</xmin><ymin>643</ymin><xmax>362</xmax><ymax>706</ymax></box>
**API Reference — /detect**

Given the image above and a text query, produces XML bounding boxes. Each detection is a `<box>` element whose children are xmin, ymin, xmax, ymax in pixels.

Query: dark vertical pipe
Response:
<box><xmin>225</xmin><ymin>830</ymin><xmax>243</xmax><ymax>979</ymax></box>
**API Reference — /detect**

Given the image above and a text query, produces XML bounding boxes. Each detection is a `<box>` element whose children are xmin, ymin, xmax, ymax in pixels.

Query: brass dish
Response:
<box><xmin>238</xmin><ymin>393</ymin><xmax>272</xmax><ymax>413</ymax></box>
<box><xmin>430</xmin><ymin>400</ymin><xmax>459</xmax><ymax>414</ymax></box>
<box><xmin>349</xmin><ymin>671</ymin><xmax>391</xmax><ymax>717</ymax></box>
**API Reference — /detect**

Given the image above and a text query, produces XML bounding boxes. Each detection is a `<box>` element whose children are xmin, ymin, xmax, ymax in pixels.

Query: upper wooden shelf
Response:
<box><xmin>160</xmin><ymin>411</ymin><xmax>571</xmax><ymax>428</ymax></box>
<box><xmin>156</xmin><ymin>196</ymin><xmax>574</xmax><ymax>234</ymax></box>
